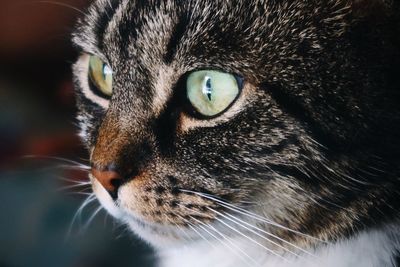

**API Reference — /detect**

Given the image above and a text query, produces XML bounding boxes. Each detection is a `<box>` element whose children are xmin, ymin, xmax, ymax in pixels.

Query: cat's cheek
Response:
<box><xmin>91</xmin><ymin>174</ymin><xmax>123</xmax><ymax>218</ymax></box>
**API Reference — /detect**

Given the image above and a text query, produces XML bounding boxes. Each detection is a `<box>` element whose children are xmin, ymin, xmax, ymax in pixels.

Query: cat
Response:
<box><xmin>71</xmin><ymin>0</ymin><xmax>400</xmax><ymax>266</ymax></box>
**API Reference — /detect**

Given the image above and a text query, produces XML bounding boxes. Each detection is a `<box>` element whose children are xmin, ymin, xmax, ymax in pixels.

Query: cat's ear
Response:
<box><xmin>350</xmin><ymin>0</ymin><xmax>394</xmax><ymax>19</ymax></box>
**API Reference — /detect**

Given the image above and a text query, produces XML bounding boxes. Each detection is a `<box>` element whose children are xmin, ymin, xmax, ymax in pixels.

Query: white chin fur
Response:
<box><xmin>159</xmin><ymin>223</ymin><xmax>400</xmax><ymax>267</ymax></box>
<box><xmin>91</xmin><ymin>175</ymin><xmax>122</xmax><ymax>218</ymax></box>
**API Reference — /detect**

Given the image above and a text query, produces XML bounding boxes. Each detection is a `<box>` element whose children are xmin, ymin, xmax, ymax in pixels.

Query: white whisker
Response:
<box><xmin>211</xmin><ymin>213</ymin><xmax>290</xmax><ymax>262</ymax></box>
<box><xmin>222</xmin><ymin>211</ymin><xmax>316</xmax><ymax>258</ymax></box>
<box><xmin>56</xmin><ymin>176</ymin><xmax>90</xmax><ymax>185</ymax></box>
<box><xmin>173</xmin><ymin>222</ymin><xmax>194</xmax><ymax>243</ymax></box>
<box><xmin>176</xmin><ymin>214</ymin><xmax>217</xmax><ymax>249</ymax></box>
<box><xmin>180</xmin><ymin>189</ymin><xmax>325</xmax><ymax>243</ymax></box>
<box><xmin>65</xmin><ymin>194</ymin><xmax>96</xmax><ymax>241</ymax></box>
<box><xmin>64</xmin><ymin>192</ymin><xmax>94</xmax><ymax>196</ymax></box>
<box><xmin>29</xmin><ymin>1</ymin><xmax>87</xmax><ymax>16</ymax></box>
<box><xmin>57</xmin><ymin>183</ymin><xmax>91</xmax><ymax>192</ymax></box>
<box><xmin>188</xmin><ymin>215</ymin><xmax>259</xmax><ymax>267</ymax></box>
<box><xmin>42</xmin><ymin>164</ymin><xmax>91</xmax><ymax>171</ymax></box>
<box><xmin>210</xmin><ymin>208</ymin><xmax>307</xmax><ymax>259</ymax></box>
<box><xmin>83</xmin><ymin>206</ymin><xmax>103</xmax><ymax>230</ymax></box>
<box><xmin>22</xmin><ymin>155</ymin><xmax>90</xmax><ymax>168</ymax></box>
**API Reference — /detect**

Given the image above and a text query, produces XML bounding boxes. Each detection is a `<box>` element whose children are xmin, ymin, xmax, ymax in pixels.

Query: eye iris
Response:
<box><xmin>186</xmin><ymin>70</ymin><xmax>241</xmax><ymax>117</ymax></box>
<box><xmin>88</xmin><ymin>55</ymin><xmax>113</xmax><ymax>97</ymax></box>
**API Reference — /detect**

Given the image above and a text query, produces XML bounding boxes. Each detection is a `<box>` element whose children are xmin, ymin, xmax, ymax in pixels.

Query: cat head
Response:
<box><xmin>72</xmin><ymin>0</ymin><xmax>400</xmax><ymax>249</ymax></box>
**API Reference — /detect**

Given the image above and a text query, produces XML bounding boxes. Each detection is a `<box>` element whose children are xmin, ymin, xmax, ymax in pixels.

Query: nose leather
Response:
<box><xmin>91</xmin><ymin>168</ymin><xmax>123</xmax><ymax>196</ymax></box>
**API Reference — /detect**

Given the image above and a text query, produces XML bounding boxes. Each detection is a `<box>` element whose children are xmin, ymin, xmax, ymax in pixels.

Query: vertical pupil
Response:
<box><xmin>102</xmin><ymin>64</ymin><xmax>112</xmax><ymax>80</ymax></box>
<box><xmin>102</xmin><ymin>64</ymin><xmax>106</xmax><ymax>80</ymax></box>
<box><xmin>203</xmin><ymin>76</ymin><xmax>212</xmax><ymax>101</ymax></box>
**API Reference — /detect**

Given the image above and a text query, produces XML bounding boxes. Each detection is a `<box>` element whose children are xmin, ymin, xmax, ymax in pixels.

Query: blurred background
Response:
<box><xmin>0</xmin><ymin>1</ymin><xmax>155</xmax><ymax>266</ymax></box>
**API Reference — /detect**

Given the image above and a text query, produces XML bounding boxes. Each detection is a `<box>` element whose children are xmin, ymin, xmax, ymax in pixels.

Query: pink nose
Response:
<box><xmin>91</xmin><ymin>168</ymin><xmax>123</xmax><ymax>198</ymax></box>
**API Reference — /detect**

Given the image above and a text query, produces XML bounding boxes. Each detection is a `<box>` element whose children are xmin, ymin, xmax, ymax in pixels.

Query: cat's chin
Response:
<box><xmin>125</xmin><ymin>217</ymin><xmax>191</xmax><ymax>249</ymax></box>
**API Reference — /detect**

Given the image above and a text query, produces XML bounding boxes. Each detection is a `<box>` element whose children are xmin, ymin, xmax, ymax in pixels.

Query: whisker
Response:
<box><xmin>163</xmin><ymin>214</ymin><xmax>194</xmax><ymax>243</ymax></box>
<box><xmin>65</xmin><ymin>194</ymin><xmax>96</xmax><ymax>241</ymax></box>
<box><xmin>211</xmin><ymin>213</ymin><xmax>290</xmax><ymax>262</ymax></box>
<box><xmin>176</xmin><ymin>214</ymin><xmax>217</xmax><ymax>249</ymax></box>
<box><xmin>22</xmin><ymin>155</ymin><xmax>90</xmax><ymax>169</ymax></box>
<box><xmin>56</xmin><ymin>176</ymin><xmax>90</xmax><ymax>184</ymax></box>
<box><xmin>222</xmin><ymin>211</ymin><xmax>316</xmax><ymax>258</ymax></box>
<box><xmin>103</xmin><ymin>211</ymin><xmax>111</xmax><ymax>228</ymax></box>
<box><xmin>75</xmin><ymin>196</ymin><xmax>97</xmax><ymax>226</ymax></box>
<box><xmin>41</xmin><ymin>165</ymin><xmax>91</xmax><ymax>172</ymax></box>
<box><xmin>64</xmin><ymin>192</ymin><xmax>94</xmax><ymax>196</ymax></box>
<box><xmin>178</xmin><ymin>195</ymin><xmax>289</xmax><ymax>261</ymax></box>
<box><xmin>114</xmin><ymin>224</ymin><xmax>131</xmax><ymax>240</ymax></box>
<box><xmin>57</xmin><ymin>183</ymin><xmax>91</xmax><ymax>192</ymax></box>
<box><xmin>217</xmin><ymin>199</ymin><xmax>324</xmax><ymax>243</ymax></box>
<box><xmin>180</xmin><ymin>189</ymin><xmax>325</xmax><ymax>243</ymax></box>
<box><xmin>172</xmin><ymin>222</ymin><xmax>194</xmax><ymax>243</ymax></box>
<box><xmin>83</xmin><ymin>206</ymin><xmax>103</xmax><ymax>231</ymax></box>
<box><xmin>209</xmin><ymin>208</ymin><xmax>306</xmax><ymax>259</ymax></box>
<box><xmin>27</xmin><ymin>1</ymin><xmax>87</xmax><ymax>16</ymax></box>
<box><xmin>204</xmin><ymin>223</ymin><xmax>261</xmax><ymax>266</ymax></box>
<box><xmin>188</xmin><ymin>215</ymin><xmax>259</xmax><ymax>267</ymax></box>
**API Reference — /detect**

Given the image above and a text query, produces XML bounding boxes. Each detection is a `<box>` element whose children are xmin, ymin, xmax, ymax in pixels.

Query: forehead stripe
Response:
<box><xmin>94</xmin><ymin>0</ymin><xmax>123</xmax><ymax>50</ymax></box>
<box><xmin>164</xmin><ymin>11</ymin><xmax>189</xmax><ymax>64</ymax></box>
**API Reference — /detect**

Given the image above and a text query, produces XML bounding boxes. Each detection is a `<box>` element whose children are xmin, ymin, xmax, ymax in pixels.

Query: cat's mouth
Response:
<box><xmin>90</xmin><ymin>173</ymin><xmax>223</xmax><ymax>245</ymax></box>
<box><xmin>90</xmin><ymin>172</ymin><xmax>322</xmax><ymax>252</ymax></box>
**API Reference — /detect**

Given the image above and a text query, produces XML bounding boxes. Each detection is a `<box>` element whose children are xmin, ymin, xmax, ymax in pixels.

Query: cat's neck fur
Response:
<box><xmin>159</xmin><ymin>223</ymin><xmax>400</xmax><ymax>267</ymax></box>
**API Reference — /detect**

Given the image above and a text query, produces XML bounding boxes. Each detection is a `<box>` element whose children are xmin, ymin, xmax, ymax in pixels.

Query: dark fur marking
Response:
<box><xmin>171</xmin><ymin>187</ymin><xmax>180</xmax><ymax>195</ymax></box>
<box><xmin>154</xmin><ymin>211</ymin><xmax>162</xmax><ymax>216</ymax></box>
<box><xmin>94</xmin><ymin>0</ymin><xmax>121</xmax><ymax>50</ymax></box>
<box><xmin>185</xmin><ymin>204</ymin><xmax>195</xmax><ymax>209</ymax></box>
<box><xmin>155</xmin><ymin>186</ymin><xmax>166</xmax><ymax>194</ymax></box>
<box><xmin>144</xmin><ymin>187</ymin><xmax>152</xmax><ymax>192</ymax></box>
<box><xmin>168</xmin><ymin>212</ymin><xmax>177</xmax><ymax>218</ymax></box>
<box><xmin>156</xmin><ymin>198</ymin><xmax>164</xmax><ymax>206</ymax></box>
<box><xmin>199</xmin><ymin>206</ymin><xmax>208</xmax><ymax>212</ymax></box>
<box><xmin>170</xmin><ymin>200</ymin><xmax>179</xmax><ymax>208</ymax></box>
<box><xmin>164</xmin><ymin>12</ymin><xmax>189</xmax><ymax>64</ymax></box>
<box><xmin>167</xmin><ymin>175</ymin><xmax>178</xmax><ymax>185</ymax></box>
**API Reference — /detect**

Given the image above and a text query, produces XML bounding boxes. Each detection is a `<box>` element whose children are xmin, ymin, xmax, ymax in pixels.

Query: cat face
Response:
<box><xmin>72</xmin><ymin>0</ymin><xmax>400</xmax><ymax>249</ymax></box>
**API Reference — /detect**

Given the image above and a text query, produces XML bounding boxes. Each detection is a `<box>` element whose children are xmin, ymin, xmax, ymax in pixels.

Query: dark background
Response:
<box><xmin>0</xmin><ymin>1</ymin><xmax>155</xmax><ymax>266</ymax></box>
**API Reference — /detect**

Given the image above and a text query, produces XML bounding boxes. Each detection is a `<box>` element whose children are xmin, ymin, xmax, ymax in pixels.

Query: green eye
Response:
<box><xmin>88</xmin><ymin>55</ymin><xmax>113</xmax><ymax>97</ymax></box>
<box><xmin>186</xmin><ymin>70</ymin><xmax>241</xmax><ymax>117</ymax></box>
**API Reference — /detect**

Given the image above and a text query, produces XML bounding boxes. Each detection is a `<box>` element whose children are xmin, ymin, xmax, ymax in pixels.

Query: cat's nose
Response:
<box><xmin>91</xmin><ymin>164</ymin><xmax>124</xmax><ymax>199</ymax></box>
